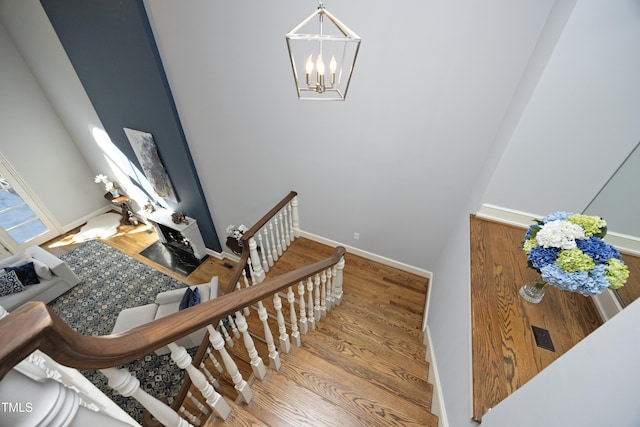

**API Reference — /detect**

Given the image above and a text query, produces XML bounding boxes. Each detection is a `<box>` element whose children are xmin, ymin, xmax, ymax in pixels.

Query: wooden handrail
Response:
<box><xmin>224</xmin><ymin>190</ymin><xmax>298</xmax><ymax>295</ymax></box>
<box><xmin>0</xmin><ymin>246</ymin><xmax>345</xmax><ymax>380</ymax></box>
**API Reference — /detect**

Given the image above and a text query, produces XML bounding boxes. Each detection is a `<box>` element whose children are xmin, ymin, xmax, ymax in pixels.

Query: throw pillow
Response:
<box><xmin>29</xmin><ymin>258</ymin><xmax>53</xmax><ymax>280</ymax></box>
<box><xmin>5</xmin><ymin>262</ymin><xmax>40</xmax><ymax>286</ymax></box>
<box><xmin>0</xmin><ymin>270</ymin><xmax>24</xmax><ymax>296</ymax></box>
<box><xmin>178</xmin><ymin>287</ymin><xmax>201</xmax><ymax>310</ymax></box>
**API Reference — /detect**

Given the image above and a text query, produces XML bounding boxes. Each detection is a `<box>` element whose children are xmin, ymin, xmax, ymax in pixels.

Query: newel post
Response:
<box><xmin>333</xmin><ymin>256</ymin><xmax>345</xmax><ymax>305</ymax></box>
<box><xmin>248</xmin><ymin>237</ymin><xmax>265</xmax><ymax>282</ymax></box>
<box><xmin>291</xmin><ymin>196</ymin><xmax>300</xmax><ymax>237</ymax></box>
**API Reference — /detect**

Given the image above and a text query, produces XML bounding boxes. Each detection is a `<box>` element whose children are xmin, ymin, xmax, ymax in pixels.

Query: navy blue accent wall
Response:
<box><xmin>40</xmin><ymin>0</ymin><xmax>221</xmax><ymax>252</ymax></box>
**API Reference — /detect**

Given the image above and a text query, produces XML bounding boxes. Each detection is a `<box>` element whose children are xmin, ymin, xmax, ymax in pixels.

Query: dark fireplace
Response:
<box><xmin>158</xmin><ymin>223</ymin><xmax>193</xmax><ymax>255</ymax></box>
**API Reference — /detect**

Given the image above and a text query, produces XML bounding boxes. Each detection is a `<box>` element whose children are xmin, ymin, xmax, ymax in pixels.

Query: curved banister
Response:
<box><xmin>0</xmin><ymin>246</ymin><xmax>345</xmax><ymax>380</ymax></box>
<box><xmin>224</xmin><ymin>191</ymin><xmax>298</xmax><ymax>294</ymax></box>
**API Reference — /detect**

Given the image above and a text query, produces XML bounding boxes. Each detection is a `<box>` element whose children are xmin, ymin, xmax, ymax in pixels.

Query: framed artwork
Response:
<box><xmin>124</xmin><ymin>128</ymin><xmax>178</xmax><ymax>203</ymax></box>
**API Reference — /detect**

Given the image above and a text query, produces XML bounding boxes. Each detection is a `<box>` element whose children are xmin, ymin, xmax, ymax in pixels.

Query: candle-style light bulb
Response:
<box><xmin>329</xmin><ymin>55</ymin><xmax>337</xmax><ymax>85</ymax></box>
<box><xmin>316</xmin><ymin>54</ymin><xmax>325</xmax><ymax>75</ymax></box>
<box><xmin>316</xmin><ymin>54</ymin><xmax>325</xmax><ymax>89</ymax></box>
<box><xmin>305</xmin><ymin>55</ymin><xmax>314</xmax><ymax>86</ymax></box>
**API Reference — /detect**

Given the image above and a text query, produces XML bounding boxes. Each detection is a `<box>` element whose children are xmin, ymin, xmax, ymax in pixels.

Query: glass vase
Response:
<box><xmin>519</xmin><ymin>277</ymin><xmax>548</xmax><ymax>304</ymax></box>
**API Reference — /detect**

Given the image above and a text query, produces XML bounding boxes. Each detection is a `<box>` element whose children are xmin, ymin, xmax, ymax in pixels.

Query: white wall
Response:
<box><xmin>482</xmin><ymin>0</ymin><xmax>640</xmax><ymax>216</ymax></box>
<box><xmin>142</xmin><ymin>0</ymin><xmax>558</xmax><ymax>270</ymax></box>
<box><xmin>0</xmin><ymin>14</ymin><xmax>103</xmax><ymax>230</ymax></box>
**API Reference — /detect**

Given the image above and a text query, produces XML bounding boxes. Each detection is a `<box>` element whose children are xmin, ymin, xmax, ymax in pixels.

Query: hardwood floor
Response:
<box><xmin>470</xmin><ymin>215</ymin><xmax>603</xmax><ymax>422</ymax></box>
<box><xmin>42</xmin><ymin>219</ymin><xmax>436</xmax><ymax>426</ymax></box>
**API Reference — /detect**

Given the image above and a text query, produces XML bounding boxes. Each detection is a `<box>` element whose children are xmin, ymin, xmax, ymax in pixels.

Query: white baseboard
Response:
<box><xmin>475</xmin><ymin>203</ymin><xmax>539</xmax><ymax>229</ymax></box>
<box><xmin>62</xmin><ymin>204</ymin><xmax>114</xmax><ymax>232</ymax></box>
<box><xmin>424</xmin><ymin>325</ymin><xmax>449</xmax><ymax>427</ymax></box>
<box><xmin>299</xmin><ymin>230</ymin><xmax>433</xmax><ymax>279</ymax></box>
<box><xmin>476</xmin><ymin>203</ymin><xmax>640</xmax><ymax>255</ymax></box>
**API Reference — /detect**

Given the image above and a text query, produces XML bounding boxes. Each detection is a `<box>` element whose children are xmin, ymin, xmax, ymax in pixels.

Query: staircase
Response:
<box><xmin>168</xmin><ymin>238</ymin><xmax>437</xmax><ymax>427</ymax></box>
<box><xmin>0</xmin><ymin>192</ymin><xmax>437</xmax><ymax>427</ymax></box>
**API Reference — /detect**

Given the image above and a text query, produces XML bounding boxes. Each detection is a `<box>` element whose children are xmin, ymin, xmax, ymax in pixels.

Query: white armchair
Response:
<box><xmin>111</xmin><ymin>276</ymin><xmax>219</xmax><ymax>355</ymax></box>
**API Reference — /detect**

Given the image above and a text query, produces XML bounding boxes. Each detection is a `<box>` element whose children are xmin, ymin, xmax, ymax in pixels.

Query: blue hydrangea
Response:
<box><xmin>576</xmin><ymin>238</ymin><xmax>621</xmax><ymax>263</ymax></box>
<box><xmin>540</xmin><ymin>264</ymin><xmax>610</xmax><ymax>296</ymax></box>
<box><xmin>541</xmin><ymin>211</ymin><xmax>573</xmax><ymax>223</ymax></box>
<box><xmin>527</xmin><ymin>246</ymin><xmax>559</xmax><ymax>270</ymax></box>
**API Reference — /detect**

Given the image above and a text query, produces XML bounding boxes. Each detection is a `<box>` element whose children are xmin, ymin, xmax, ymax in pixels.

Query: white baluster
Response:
<box><xmin>257</xmin><ymin>233</ymin><xmax>269</xmax><ymax>273</ymax></box>
<box><xmin>180</xmin><ymin>406</ymin><xmax>201</xmax><ymax>426</ymax></box>
<box><xmin>326</xmin><ymin>268</ymin><xmax>334</xmax><ymax>311</ymax></box>
<box><xmin>298</xmin><ymin>281</ymin><xmax>308</xmax><ymax>335</ymax></box>
<box><xmin>278</xmin><ymin>212</ymin><xmax>287</xmax><ymax>252</ymax></box>
<box><xmin>101</xmin><ymin>366</ymin><xmax>194</xmax><ymax>426</ymax></box>
<box><xmin>234</xmin><ymin>310</ymin><xmax>267</xmax><ymax>380</ymax></box>
<box><xmin>334</xmin><ymin>257</ymin><xmax>345</xmax><ymax>305</ymax></box>
<box><xmin>263</xmin><ymin>228</ymin><xmax>274</xmax><ymax>267</ymax></box>
<box><xmin>291</xmin><ymin>196</ymin><xmax>300</xmax><ymax>237</ymax></box>
<box><xmin>307</xmin><ymin>277</ymin><xmax>315</xmax><ymax>330</ymax></box>
<box><xmin>187</xmin><ymin>391</ymin><xmax>210</xmax><ymax>415</ymax></box>
<box><xmin>273</xmin><ymin>292</ymin><xmax>291</xmax><ymax>354</ymax></box>
<box><xmin>207</xmin><ymin>348</ymin><xmax>224</xmax><ymax>374</ymax></box>
<box><xmin>219</xmin><ymin>321</ymin><xmax>234</xmax><ymax>348</ymax></box>
<box><xmin>282</xmin><ymin>207</ymin><xmax>291</xmax><ymax>247</ymax></box>
<box><xmin>288</xmin><ymin>286</ymin><xmax>301</xmax><ymax>346</ymax></box>
<box><xmin>257</xmin><ymin>301</ymin><xmax>281</xmax><ymax>371</ymax></box>
<box><xmin>273</xmin><ymin>217</ymin><xmax>283</xmax><ymax>256</ymax></box>
<box><xmin>321</xmin><ymin>270</ymin><xmax>327</xmax><ymax>319</ymax></box>
<box><xmin>228</xmin><ymin>315</ymin><xmax>240</xmax><ymax>339</ymax></box>
<box><xmin>287</xmin><ymin>202</ymin><xmax>295</xmax><ymax>243</ymax></box>
<box><xmin>313</xmin><ymin>274</ymin><xmax>321</xmax><ymax>322</ymax></box>
<box><xmin>199</xmin><ymin>361</ymin><xmax>220</xmax><ymax>388</ymax></box>
<box><xmin>168</xmin><ymin>342</ymin><xmax>232</xmax><ymax>420</ymax></box>
<box><xmin>269</xmin><ymin>222</ymin><xmax>279</xmax><ymax>262</ymax></box>
<box><xmin>240</xmin><ymin>273</ymin><xmax>251</xmax><ymax>316</ymax></box>
<box><xmin>248</xmin><ymin>237</ymin><xmax>265</xmax><ymax>282</ymax></box>
<box><xmin>207</xmin><ymin>325</ymin><xmax>253</xmax><ymax>403</ymax></box>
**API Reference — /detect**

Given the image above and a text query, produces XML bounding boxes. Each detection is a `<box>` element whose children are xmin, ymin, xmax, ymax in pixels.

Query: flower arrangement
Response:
<box><xmin>226</xmin><ymin>224</ymin><xmax>249</xmax><ymax>241</ymax></box>
<box><xmin>94</xmin><ymin>174</ymin><xmax>119</xmax><ymax>195</ymax></box>
<box><xmin>522</xmin><ymin>211</ymin><xmax>629</xmax><ymax>296</ymax></box>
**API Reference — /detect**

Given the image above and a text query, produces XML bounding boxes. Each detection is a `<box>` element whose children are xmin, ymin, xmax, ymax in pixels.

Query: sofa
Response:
<box><xmin>0</xmin><ymin>246</ymin><xmax>81</xmax><ymax>312</ymax></box>
<box><xmin>111</xmin><ymin>276</ymin><xmax>219</xmax><ymax>355</ymax></box>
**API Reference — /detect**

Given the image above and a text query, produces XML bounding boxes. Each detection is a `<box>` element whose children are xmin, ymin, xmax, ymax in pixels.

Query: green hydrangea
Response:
<box><xmin>568</xmin><ymin>214</ymin><xmax>606</xmax><ymax>237</ymax></box>
<box><xmin>606</xmin><ymin>258</ymin><xmax>630</xmax><ymax>290</ymax></box>
<box><xmin>522</xmin><ymin>238</ymin><xmax>538</xmax><ymax>253</ymax></box>
<box><xmin>556</xmin><ymin>248</ymin><xmax>595</xmax><ymax>273</ymax></box>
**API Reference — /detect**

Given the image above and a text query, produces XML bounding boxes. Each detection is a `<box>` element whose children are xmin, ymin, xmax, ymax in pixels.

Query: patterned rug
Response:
<box><xmin>48</xmin><ymin>240</ymin><xmax>190</xmax><ymax>423</ymax></box>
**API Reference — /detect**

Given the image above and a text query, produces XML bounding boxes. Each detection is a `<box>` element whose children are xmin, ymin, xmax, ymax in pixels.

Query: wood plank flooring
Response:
<box><xmin>42</xmin><ymin>218</ymin><xmax>436</xmax><ymax>426</ymax></box>
<box><xmin>470</xmin><ymin>215</ymin><xmax>603</xmax><ymax>422</ymax></box>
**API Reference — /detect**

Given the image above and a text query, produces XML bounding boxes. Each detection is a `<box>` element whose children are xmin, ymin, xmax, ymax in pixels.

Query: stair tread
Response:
<box><xmin>276</xmin><ymin>346</ymin><xmax>438</xmax><ymax>426</ymax></box>
<box><xmin>244</xmin><ymin>370</ymin><xmax>368</xmax><ymax>427</ymax></box>
<box><xmin>314</xmin><ymin>305</ymin><xmax>427</xmax><ymax>363</ymax></box>
<box><xmin>300</xmin><ymin>324</ymin><xmax>433</xmax><ymax>411</ymax></box>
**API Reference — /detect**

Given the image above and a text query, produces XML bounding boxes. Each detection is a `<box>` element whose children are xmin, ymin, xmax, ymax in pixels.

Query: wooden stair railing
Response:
<box><xmin>0</xmin><ymin>246</ymin><xmax>345</xmax><ymax>378</ymax></box>
<box><xmin>0</xmin><ymin>246</ymin><xmax>345</xmax><ymax>425</ymax></box>
<box><xmin>223</xmin><ymin>190</ymin><xmax>299</xmax><ymax>295</ymax></box>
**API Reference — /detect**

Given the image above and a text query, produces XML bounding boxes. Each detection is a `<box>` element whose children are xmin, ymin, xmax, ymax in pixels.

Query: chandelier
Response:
<box><xmin>285</xmin><ymin>2</ymin><xmax>361</xmax><ymax>100</ymax></box>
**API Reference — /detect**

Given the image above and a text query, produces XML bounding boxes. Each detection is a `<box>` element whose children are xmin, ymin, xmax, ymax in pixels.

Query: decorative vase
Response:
<box><xmin>519</xmin><ymin>277</ymin><xmax>549</xmax><ymax>304</ymax></box>
<box><xmin>111</xmin><ymin>189</ymin><xmax>120</xmax><ymax>198</ymax></box>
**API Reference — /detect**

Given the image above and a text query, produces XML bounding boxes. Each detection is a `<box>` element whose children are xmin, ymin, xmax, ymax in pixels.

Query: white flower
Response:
<box><xmin>226</xmin><ymin>224</ymin><xmax>236</xmax><ymax>234</ymax></box>
<box><xmin>536</xmin><ymin>220</ymin><xmax>585</xmax><ymax>250</ymax></box>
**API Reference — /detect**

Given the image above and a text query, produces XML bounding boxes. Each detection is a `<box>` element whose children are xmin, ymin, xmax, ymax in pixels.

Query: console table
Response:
<box><xmin>142</xmin><ymin>208</ymin><xmax>207</xmax><ymax>260</ymax></box>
